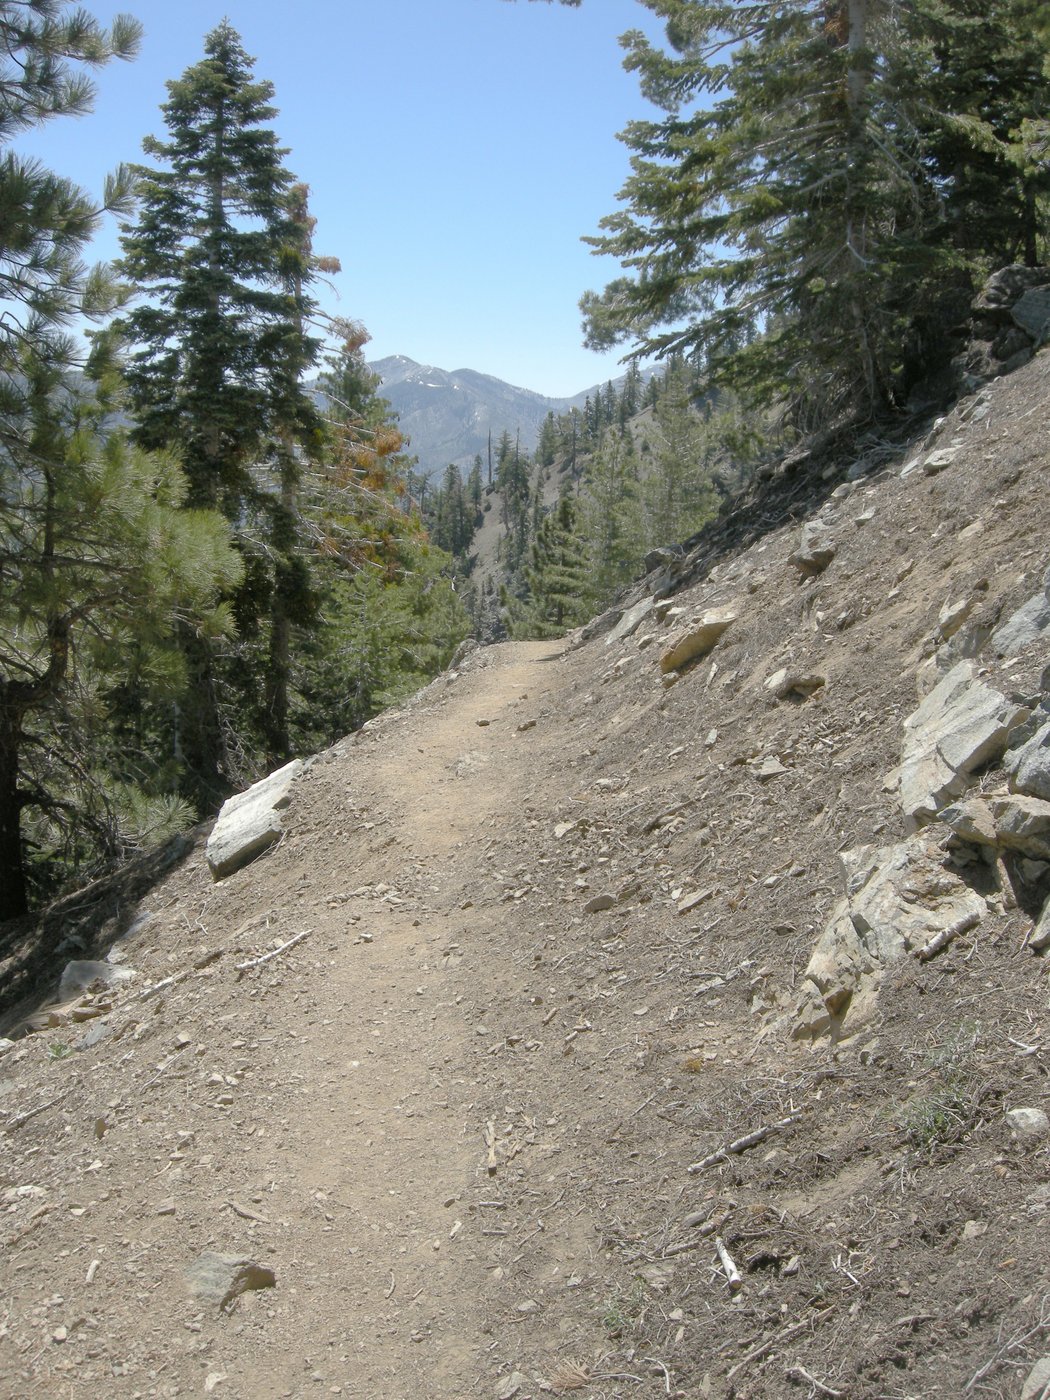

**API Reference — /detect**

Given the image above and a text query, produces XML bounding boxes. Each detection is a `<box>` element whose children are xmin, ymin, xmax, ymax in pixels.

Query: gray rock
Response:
<box><xmin>659</xmin><ymin>608</ymin><xmax>736</xmax><ymax>673</ymax></box>
<box><xmin>1021</xmin><ymin>1358</ymin><xmax>1050</xmax><ymax>1400</ymax></box>
<box><xmin>206</xmin><ymin>759</ymin><xmax>303</xmax><ymax>880</ymax></box>
<box><xmin>185</xmin><ymin>1252</ymin><xmax>277</xmax><ymax>1312</ymax></box>
<box><xmin>788</xmin><ymin>522</ymin><xmax>836</xmax><ymax>577</ymax></box>
<box><xmin>1012</xmin><ymin>286</ymin><xmax>1050</xmax><ymax>342</ymax></box>
<box><xmin>990</xmin><ymin>565</ymin><xmax>1050</xmax><ymax>657</ymax></box>
<box><xmin>605</xmin><ymin>597</ymin><xmax>655</xmax><ymax>646</ymax></box>
<box><xmin>941</xmin><ymin>794</ymin><xmax>1050</xmax><ymax>859</ymax></box>
<box><xmin>1031</xmin><ymin>899</ymin><xmax>1050</xmax><ymax>952</ymax></box>
<box><xmin>58</xmin><ymin>960</ymin><xmax>137</xmax><ymax>1002</ymax></box>
<box><xmin>972</xmin><ymin>264</ymin><xmax>1050</xmax><ymax>319</ymax></box>
<box><xmin>583</xmin><ymin>893</ymin><xmax>617</xmax><ymax>913</ymax></box>
<box><xmin>793</xmin><ymin>836</ymin><xmax>985</xmax><ymax>1038</ymax></box>
<box><xmin>922</xmin><ymin>447</ymin><xmax>960</xmax><ymax>475</ymax></box>
<box><xmin>1005</xmin><ymin>1107</ymin><xmax>1050</xmax><ymax>1142</ymax></box>
<box><xmin>899</xmin><ymin>662</ymin><xmax>1028</xmax><ymax>824</ymax></box>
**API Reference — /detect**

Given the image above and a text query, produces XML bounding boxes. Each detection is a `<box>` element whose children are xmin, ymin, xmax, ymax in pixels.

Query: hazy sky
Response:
<box><xmin>18</xmin><ymin>0</ymin><xmax>666</xmax><ymax>398</ymax></box>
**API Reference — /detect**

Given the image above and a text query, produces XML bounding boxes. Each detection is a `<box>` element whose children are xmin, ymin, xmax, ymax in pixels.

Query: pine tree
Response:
<box><xmin>643</xmin><ymin>358</ymin><xmax>718</xmax><ymax>547</ymax></box>
<box><xmin>580</xmin><ymin>0</ymin><xmax>1047</xmax><ymax>431</ymax></box>
<box><xmin>118</xmin><ymin>22</ymin><xmax>324</xmax><ymax>806</ymax></box>
<box><xmin>579</xmin><ymin>430</ymin><xmax>643</xmax><ymax>601</ymax></box>
<box><xmin>0</xmin><ymin>4</ymin><xmax>238</xmax><ymax>918</ymax></box>
<box><xmin>514</xmin><ymin>492</ymin><xmax>592</xmax><ymax>638</ymax></box>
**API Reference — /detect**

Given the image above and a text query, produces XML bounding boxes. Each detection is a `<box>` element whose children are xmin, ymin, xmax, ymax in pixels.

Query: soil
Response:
<box><xmin>1</xmin><ymin>354</ymin><xmax>1048</xmax><ymax>1400</ymax></box>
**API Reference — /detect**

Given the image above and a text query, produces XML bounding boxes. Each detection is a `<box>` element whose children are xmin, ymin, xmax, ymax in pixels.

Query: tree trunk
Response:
<box><xmin>0</xmin><ymin>701</ymin><xmax>28</xmax><ymax>922</ymax></box>
<box><xmin>177</xmin><ymin>622</ymin><xmax>228</xmax><ymax>814</ymax></box>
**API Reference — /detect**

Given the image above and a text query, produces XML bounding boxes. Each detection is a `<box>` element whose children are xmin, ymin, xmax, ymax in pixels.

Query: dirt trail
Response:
<box><xmin>1</xmin><ymin>639</ymin><xmax>589</xmax><ymax>1400</ymax></box>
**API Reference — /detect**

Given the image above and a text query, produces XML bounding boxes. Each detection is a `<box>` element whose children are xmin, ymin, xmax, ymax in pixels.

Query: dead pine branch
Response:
<box><xmin>726</xmin><ymin>1307</ymin><xmax>835</xmax><ymax>1384</ymax></box>
<box><xmin>913</xmin><ymin>911</ymin><xmax>980</xmax><ymax>963</ymax></box>
<box><xmin>4</xmin><ymin>1090</ymin><xmax>71</xmax><ymax>1133</ymax></box>
<box><xmin>785</xmin><ymin>1363</ymin><xmax>844</xmax><ymax>1397</ymax></box>
<box><xmin>715</xmin><ymin>1235</ymin><xmax>743</xmax><ymax>1291</ymax></box>
<box><xmin>484</xmin><ymin>1120</ymin><xmax>498</xmax><ymax>1176</ymax></box>
<box><xmin>687</xmin><ymin>1111</ymin><xmax>802</xmax><ymax>1173</ymax></box>
<box><xmin>235</xmin><ymin>928</ymin><xmax>313</xmax><ymax>977</ymax></box>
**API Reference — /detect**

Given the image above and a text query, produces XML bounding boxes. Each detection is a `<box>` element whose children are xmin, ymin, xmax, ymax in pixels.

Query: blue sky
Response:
<box><xmin>19</xmin><ymin>0</ymin><xmax>666</xmax><ymax>398</ymax></box>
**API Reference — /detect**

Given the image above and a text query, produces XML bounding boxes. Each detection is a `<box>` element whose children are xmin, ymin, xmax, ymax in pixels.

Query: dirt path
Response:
<box><xmin>1</xmin><ymin>639</ymin><xmax>589</xmax><ymax>1400</ymax></box>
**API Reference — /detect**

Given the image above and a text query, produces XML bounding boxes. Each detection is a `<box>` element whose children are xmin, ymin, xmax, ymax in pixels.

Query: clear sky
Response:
<box><xmin>18</xmin><ymin>0</ymin><xmax>666</xmax><ymax>399</ymax></box>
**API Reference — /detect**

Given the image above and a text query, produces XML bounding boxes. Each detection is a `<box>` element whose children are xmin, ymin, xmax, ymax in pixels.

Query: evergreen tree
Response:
<box><xmin>579</xmin><ymin>430</ymin><xmax>642</xmax><ymax>600</ymax></box>
<box><xmin>643</xmin><ymin>358</ymin><xmax>718</xmax><ymax>546</ymax></box>
<box><xmin>118</xmin><ymin>22</ymin><xmax>323</xmax><ymax>806</ymax></box>
<box><xmin>0</xmin><ymin>3</ymin><xmax>238</xmax><ymax>917</ymax></box>
<box><xmin>580</xmin><ymin>0</ymin><xmax>1050</xmax><ymax>431</ymax></box>
<box><xmin>513</xmin><ymin>491</ymin><xmax>592</xmax><ymax>638</ymax></box>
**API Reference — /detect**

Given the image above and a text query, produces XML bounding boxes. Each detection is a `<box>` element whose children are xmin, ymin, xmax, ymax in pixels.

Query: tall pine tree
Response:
<box><xmin>118</xmin><ymin>22</ymin><xmax>323</xmax><ymax>806</ymax></box>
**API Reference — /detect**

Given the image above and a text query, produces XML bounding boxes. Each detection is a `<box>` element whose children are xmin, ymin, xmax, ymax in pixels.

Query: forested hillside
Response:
<box><xmin>1</xmin><ymin>0</ymin><xmax>1049</xmax><ymax>921</ymax></box>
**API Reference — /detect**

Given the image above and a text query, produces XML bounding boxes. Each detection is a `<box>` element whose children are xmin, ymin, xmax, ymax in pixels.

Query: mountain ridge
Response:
<box><xmin>367</xmin><ymin>352</ymin><xmax>627</xmax><ymax>479</ymax></box>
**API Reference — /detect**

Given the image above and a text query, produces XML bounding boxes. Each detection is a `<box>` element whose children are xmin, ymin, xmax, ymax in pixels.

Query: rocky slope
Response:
<box><xmin>0</xmin><ymin>353</ymin><xmax>1048</xmax><ymax>1400</ymax></box>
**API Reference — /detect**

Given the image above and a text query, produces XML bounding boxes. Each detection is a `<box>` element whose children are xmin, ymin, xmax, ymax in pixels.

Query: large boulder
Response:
<box><xmin>990</xmin><ymin>564</ymin><xmax>1050</xmax><ymax>657</ymax></box>
<box><xmin>1008</xmin><ymin>718</ymin><xmax>1050</xmax><ymax>801</ymax></box>
<box><xmin>941</xmin><ymin>795</ymin><xmax>1050</xmax><ymax>861</ymax></box>
<box><xmin>898</xmin><ymin>662</ymin><xmax>1028</xmax><ymax>824</ymax></box>
<box><xmin>206</xmin><ymin>759</ymin><xmax>303</xmax><ymax>880</ymax></box>
<box><xmin>659</xmin><ymin>608</ymin><xmax>736</xmax><ymax>673</ymax></box>
<box><xmin>793</xmin><ymin>836</ymin><xmax>985</xmax><ymax>1038</ymax></box>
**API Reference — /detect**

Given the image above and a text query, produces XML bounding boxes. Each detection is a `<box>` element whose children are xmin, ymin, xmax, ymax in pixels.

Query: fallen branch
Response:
<box><xmin>139</xmin><ymin>970</ymin><xmax>190</xmax><ymax>1001</ymax></box>
<box><xmin>225</xmin><ymin>1199</ymin><xmax>270</xmax><ymax>1223</ymax></box>
<box><xmin>662</xmin><ymin>1220</ymin><xmax>720</xmax><ymax>1256</ymax></box>
<box><xmin>913</xmin><ymin>911</ymin><xmax>980</xmax><ymax>963</ymax></box>
<box><xmin>484</xmin><ymin>1120</ymin><xmax>498</xmax><ymax>1176</ymax></box>
<box><xmin>4</xmin><ymin>1091</ymin><xmax>70</xmax><ymax>1132</ymax></box>
<box><xmin>688</xmin><ymin>1111</ymin><xmax>802</xmax><ymax>1173</ymax></box>
<box><xmin>235</xmin><ymin>928</ymin><xmax>312</xmax><ymax>976</ymax></box>
<box><xmin>726</xmin><ymin>1308</ymin><xmax>835</xmax><ymax>1383</ymax></box>
<box><xmin>785</xmin><ymin>1363</ymin><xmax>843</xmax><ymax>1396</ymax></box>
<box><xmin>715</xmin><ymin>1235</ymin><xmax>743</xmax><ymax>1291</ymax></box>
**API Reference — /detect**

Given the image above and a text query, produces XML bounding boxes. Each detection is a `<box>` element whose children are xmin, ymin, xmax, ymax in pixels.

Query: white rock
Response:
<box><xmin>899</xmin><ymin>662</ymin><xmax>1028</xmax><ymax>823</ymax></box>
<box><xmin>206</xmin><ymin>759</ymin><xmax>303</xmax><ymax>880</ymax></box>
<box><xmin>1006</xmin><ymin>1107</ymin><xmax>1050</xmax><ymax>1141</ymax></box>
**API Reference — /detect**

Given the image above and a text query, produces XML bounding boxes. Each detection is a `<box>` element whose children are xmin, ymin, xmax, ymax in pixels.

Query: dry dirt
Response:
<box><xmin>1</xmin><ymin>355</ymin><xmax>1049</xmax><ymax>1400</ymax></box>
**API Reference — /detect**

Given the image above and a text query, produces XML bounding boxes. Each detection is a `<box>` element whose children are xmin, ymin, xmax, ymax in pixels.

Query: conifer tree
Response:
<box><xmin>643</xmin><ymin>358</ymin><xmax>718</xmax><ymax>547</ymax></box>
<box><xmin>581</xmin><ymin>0</ymin><xmax>1049</xmax><ymax>431</ymax></box>
<box><xmin>514</xmin><ymin>492</ymin><xmax>592</xmax><ymax>638</ymax></box>
<box><xmin>118</xmin><ymin>22</ymin><xmax>323</xmax><ymax>806</ymax></box>
<box><xmin>0</xmin><ymin>1</ymin><xmax>242</xmax><ymax>916</ymax></box>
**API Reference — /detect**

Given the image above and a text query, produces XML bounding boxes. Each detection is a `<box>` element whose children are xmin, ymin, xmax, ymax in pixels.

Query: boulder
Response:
<box><xmin>1009</xmin><ymin>718</ymin><xmax>1050</xmax><ymax>801</ymax></box>
<box><xmin>659</xmin><ymin>608</ymin><xmax>736</xmax><ymax>674</ymax></box>
<box><xmin>206</xmin><ymin>759</ymin><xmax>303</xmax><ymax>880</ymax></box>
<box><xmin>793</xmin><ymin>836</ymin><xmax>985</xmax><ymax>1038</ymax></box>
<box><xmin>990</xmin><ymin>565</ymin><xmax>1050</xmax><ymax>657</ymax></box>
<box><xmin>58</xmin><ymin>960</ymin><xmax>137</xmax><ymax>1001</ymax></box>
<box><xmin>898</xmin><ymin>662</ymin><xmax>1028</xmax><ymax>824</ymax></box>
<box><xmin>1012</xmin><ymin>286</ymin><xmax>1050</xmax><ymax>343</ymax></box>
<box><xmin>765</xmin><ymin>669</ymin><xmax>826</xmax><ymax>702</ymax></box>
<box><xmin>605</xmin><ymin>596</ymin><xmax>655</xmax><ymax>646</ymax></box>
<box><xmin>941</xmin><ymin>795</ymin><xmax>1050</xmax><ymax>860</ymax></box>
<box><xmin>788</xmin><ymin>522</ymin><xmax>836</xmax><ymax>577</ymax></box>
<box><xmin>1030</xmin><ymin>898</ymin><xmax>1050</xmax><ymax>952</ymax></box>
<box><xmin>972</xmin><ymin>264</ymin><xmax>1050</xmax><ymax>320</ymax></box>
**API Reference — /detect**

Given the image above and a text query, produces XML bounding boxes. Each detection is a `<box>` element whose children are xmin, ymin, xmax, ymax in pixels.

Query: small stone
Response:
<box><xmin>584</xmin><ymin>893</ymin><xmax>616</xmax><ymax>913</ymax></box>
<box><xmin>496</xmin><ymin>1373</ymin><xmax>528</xmax><ymax>1400</ymax></box>
<box><xmin>923</xmin><ymin>446</ymin><xmax>960</xmax><ymax>474</ymax></box>
<box><xmin>1006</xmin><ymin>1107</ymin><xmax>1049</xmax><ymax>1141</ymax></box>
<box><xmin>1021</xmin><ymin>1357</ymin><xmax>1050</xmax><ymax>1400</ymax></box>
<box><xmin>185</xmin><ymin>1252</ymin><xmax>277</xmax><ymax>1312</ymax></box>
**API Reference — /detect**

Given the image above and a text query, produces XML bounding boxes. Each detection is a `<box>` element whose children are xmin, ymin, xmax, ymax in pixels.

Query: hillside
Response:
<box><xmin>1</xmin><ymin>355</ymin><xmax>1048</xmax><ymax>1399</ymax></box>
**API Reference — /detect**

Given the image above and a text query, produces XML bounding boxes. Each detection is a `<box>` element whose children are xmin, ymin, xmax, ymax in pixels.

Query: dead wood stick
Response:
<box><xmin>484</xmin><ymin>1120</ymin><xmax>498</xmax><ymax>1176</ymax></box>
<box><xmin>662</xmin><ymin>1221</ymin><xmax>720</xmax><ymax>1256</ymax></box>
<box><xmin>726</xmin><ymin>1308</ymin><xmax>835</xmax><ymax>1383</ymax></box>
<box><xmin>715</xmin><ymin>1235</ymin><xmax>743</xmax><ymax>1291</ymax></box>
<box><xmin>913</xmin><ymin>911</ymin><xmax>980</xmax><ymax>963</ymax></box>
<box><xmin>139</xmin><ymin>969</ymin><xmax>190</xmax><ymax>1001</ymax></box>
<box><xmin>687</xmin><ymin>1111</ymin><xmax>802</xmax><ymax>1173</ymax></box>
<box><xmin>235</xmin><ymin>928</ymin><xmax>312</xmax><ymax>975</ymax></box>
<box><xmin>4</xmin><ymin>1091</ymin><xmax>70</xmax><ymax>1132</ymax></box>
<box><xmin>785</xmin><ymin>1363</ymin><xmax>843</xmax><ymax>1396</ymax></box>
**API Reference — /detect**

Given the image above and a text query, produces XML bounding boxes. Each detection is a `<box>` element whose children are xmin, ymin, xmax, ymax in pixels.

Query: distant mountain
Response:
<box><xmin>367</xmin><ymin>354</ymin><xmax>621</xmax><ymax>480</ymax></box>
